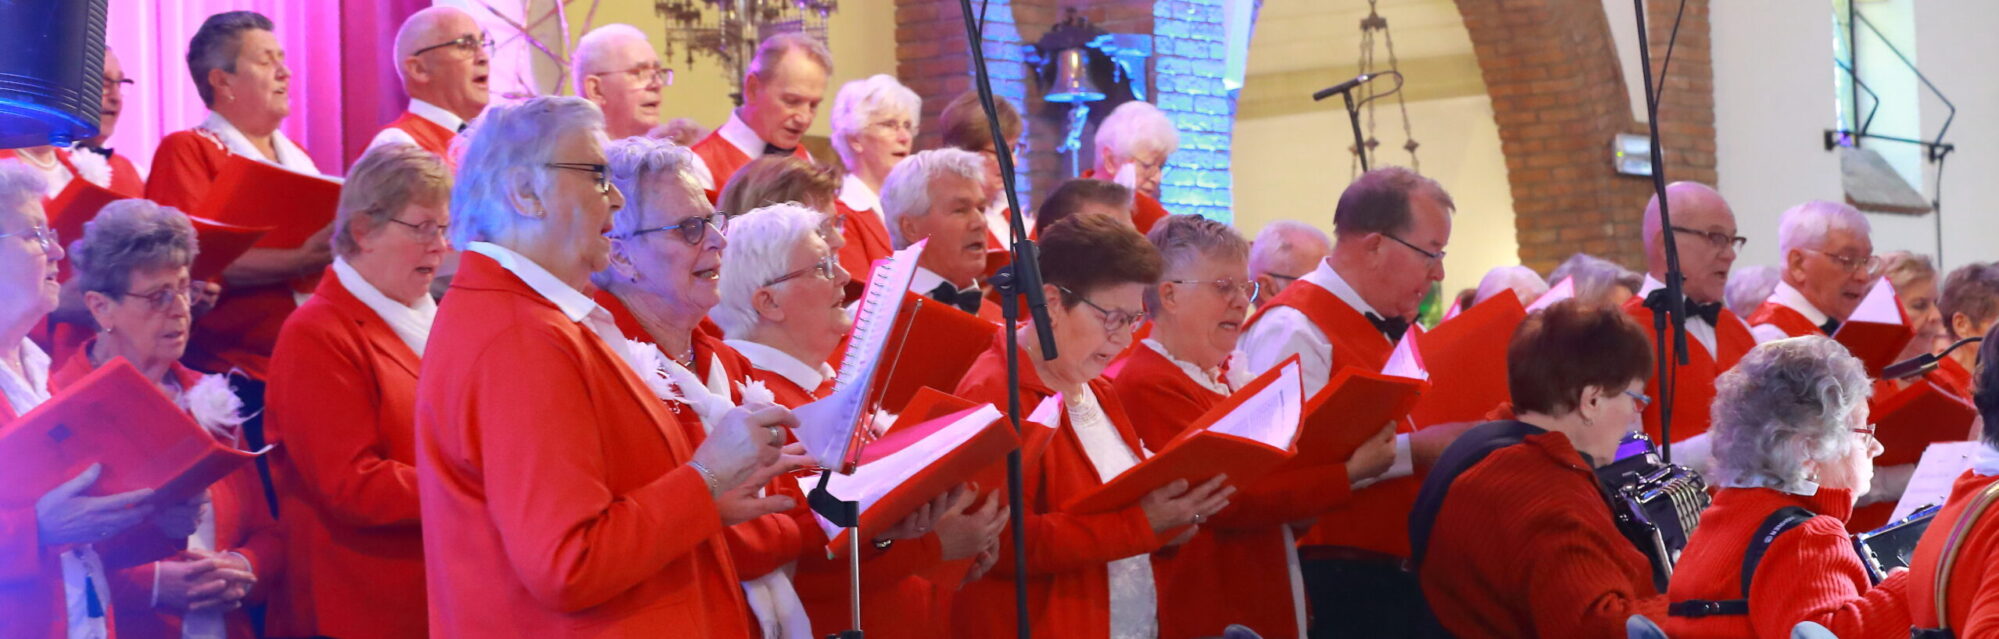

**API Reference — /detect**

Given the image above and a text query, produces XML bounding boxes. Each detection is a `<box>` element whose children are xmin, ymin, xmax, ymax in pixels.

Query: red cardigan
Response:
<box><xmin>1620</xmin><ymin>297</ymin><xmax>1757</xmax><ymax>445</ymax></box>
<box><xmin>952</xmin><ymin>332</ymin><xmax>1173</xmax><ymax>639</ymax></box>
<box><xmin>413</xmin><ymin>252</ymin><xmax>750</xmax><ymax>638</ymax></box>
<box><xmin>49</xmin><ymin>351</ymin><xmax>282</xmax><ymax>639</ymax></box>
<box><xmin>263</xmin><ymin>270</ymin><xmax>427</xmax><ymax>639</ymax></box>
<box><xmin>1419</xmin><ymin>429</ymin><xmax>1676</xmax><ymax>638</ymax></box>
<box><xmin>1907</xmin><ymin>471</ymin><xmax>1999</xmax><ymax>634</ymax></box>
<box><xmin>836</xmin><ymin>199</ymin><xmax>895</xmax><ymax>302</ymax></box>
<box><xmin>1112</xmin><ymin>342</ymin><xmax>1351</xmax><ymax>639</ymax></box>
<box><xmin>690</xmin><ymin>128</ymin><xmax>813</xmax><ymax>203</ymax></box>
<box><xmin>1668</xmin><ymin>486</ymin><xmax>1910</xmax><ymax>638</ymax></box>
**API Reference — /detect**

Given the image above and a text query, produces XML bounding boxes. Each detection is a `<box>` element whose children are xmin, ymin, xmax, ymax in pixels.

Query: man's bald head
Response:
<box><xmin>1641</xmin><ymin>181</ymin><xmax>1740</xmax><ymax>305</ymax></box>
<box><xmin>393</xmin><ymin>6</ymin><xmax>489</xmax><ymax>121</ymax></box>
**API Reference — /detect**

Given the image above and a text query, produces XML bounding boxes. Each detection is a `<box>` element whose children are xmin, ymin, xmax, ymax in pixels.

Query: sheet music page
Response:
<box><xmin>793</xmin><ymin>240</ymin><xmax>929</xmax><ymax>471</ymax></box>
<box><xmin>1847</xmin><ymin>277</ymin><xmax>1903</xmax><ymax>326</ymax></box>
<box><xmin>1525</xmin><ymin>277</ymin><xmax>1576</xmax><ymax>313</ymax></box>
<box><xmin>1204</xmin><ymin>361</ymin><xmax>1303</xmax><ymax>448</ymax></box>
<box><xmin>1027</xmin><ymin>392</ymin><xmax>1064</xmax><ymax>427</ymax></box>
<box><xmin>813</xmin><ymin>404</ymin><xmax>1003</xmax><ymax>538</ymax></box>
<box><xmin>1381</xmin><ymin>332</ymin><xmax>1428</xmax><ymax>381</ymax></box>
<box><xmin>1893</xmin><ymin>440</ymin><xmax>1979</xmax><ymax>521</ymax></box>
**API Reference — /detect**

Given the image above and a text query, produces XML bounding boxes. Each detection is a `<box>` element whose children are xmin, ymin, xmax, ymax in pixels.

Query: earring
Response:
<box><xmin>101</xmin><ymin>324</ymin><xmax>112</xmax><ymax>334</ymax></box>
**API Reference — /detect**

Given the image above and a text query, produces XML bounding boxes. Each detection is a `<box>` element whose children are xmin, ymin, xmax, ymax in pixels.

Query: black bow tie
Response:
<box><xmin>76</xmin><ymin>145</ymin><xmax>112</xmax><ymax>159</ymax></box>
<box><xmin>1365</xmin><ymin>312</ymin><xmax>1410</xmax><ymax>342</ymax></box>
<box><xmin>1820</xmin><ymin>317</ymin><xmax>1842</xmax><ymax>335</ymax></box>
<box><xmin>1644</xmin><ymin>289</ymin><xmax>1722</xmax><ymax>325</ymax></box>
<box><xmin>762</xmin><ymin>143</ymin><xmax>795</xmax><ymax>156</ymax></box>
<box><xmin>928</xmin><ymin>282</ymin><xmax>983</xmax><ymax>314</ymax></box>
<box><xmin>456</xmin><ymin>122</ymin><xmax>468</xmax><ymax>133</ymax></box>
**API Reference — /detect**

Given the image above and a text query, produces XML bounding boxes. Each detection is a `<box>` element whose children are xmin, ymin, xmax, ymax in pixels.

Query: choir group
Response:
<box><xmin>4</xmin><ymin>6</ymin><xmax>1999</xmax><ymax>639</ymax></box>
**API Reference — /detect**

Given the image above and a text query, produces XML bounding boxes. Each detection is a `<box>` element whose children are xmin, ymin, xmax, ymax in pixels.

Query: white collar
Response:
<box><xmin>908</xmin><ymin>266</ymin><xmax>976</xmax><ymax>296</ymax></box>
<box><xmin>0</xmin><ymin>337</ymin><xmax>51</xmax><ymax>416</ymax></box>
<box><xmin>465</xmin><ymin>242</ymin><xmax>601</xmax><ymax>323</ymax></box>
<box><xmin>1299</xmin><ymin>258</ymin><xmax>1379</xmax><ymax>318</ymax></box>
<box><xmin>331</xmin><ymin>256</ymin><xmax>438</xmax><ymax>356</ymax></box>
<box><xmin>1719</xmin><ymin>476</ymin><xmax>1822</xmax><ymax>496</ymax></box>
<box><xmin>1141</xmin><ymin>338</ymin><xmax>1235</xmax><ymax>396</ymax></box>
<box><xmin>1973</xmin><ymin>441</ymin><xmax>1999</xmax><ymax>477</ymax></box>
<box><xmin>725</xmin><ymin>339</ymin><xmax>832</xmax><ymax>393</ymax></box>
<box><xmin>839</xmin><ymin>173</ymin><xmax>880</xmax><ymax>213</ymax></box>
<box><xmin>198</xmin><ymin>111</ymin><xmax>320</xmax><ymax>175</ymax></box>
<box><xmin>718</xmin><ymin>110</ymin><xmax>770</xmax><ymax>160</ymax></box>
<box><xmin>1768</xmin><ymin>280</ymin><xmax>1830</xmax><ymax>327</ymax></box>
<box><xmin>407</xmin><ymin>97</ymin><xmax>467</xmax><ymax>134</ymax></box>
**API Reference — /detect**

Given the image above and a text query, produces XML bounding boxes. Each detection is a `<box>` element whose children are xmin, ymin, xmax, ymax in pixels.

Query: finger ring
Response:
<box><xmin>1192</xmin><ymin>513</ymin><xmax>1205</xmax><ymax>525</ymax></box>
<box><xmin>767</xmin><ymin>426</ymin><xmax>783</xmax><ymax>444</ymax></box>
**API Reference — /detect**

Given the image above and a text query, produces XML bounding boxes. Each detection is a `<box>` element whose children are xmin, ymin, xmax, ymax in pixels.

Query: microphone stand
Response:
<box><xmin>958</xmin><ymin>1</ymin><xmax>1057</xmax><ymax>637</ymax></box>
<box><xmin>1316</xmin><ymin>88</ymin><xmax>1369</xmax><ymax>172</ymax></box>
<box><xmin>1632</xmin><ymin>0</ymin><xmax>1690</xmax><ymax>464</ymax></box>
<box><xmin>807</xmin><ymin>472</ymin><xmax>863</xmax><ymax>639</ymax></box>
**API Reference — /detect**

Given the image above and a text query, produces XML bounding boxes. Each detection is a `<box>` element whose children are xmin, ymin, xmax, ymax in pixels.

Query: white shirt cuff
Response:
<box><xmin>150</xmin><ymin>561</ymin><xmax>162</xmax><ymax>608</ymax></box>
<box><xmin>1383</xmin><ymin>433</ymin><xmax>1415</xmax><ymax>480</ymax></box>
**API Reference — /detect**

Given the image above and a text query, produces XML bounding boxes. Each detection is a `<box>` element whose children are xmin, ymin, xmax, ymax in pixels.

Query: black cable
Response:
<box><xmin>1649</xmin><ymin>0</ymin><xmax>1688</xmax><ymax>107</ymax></box>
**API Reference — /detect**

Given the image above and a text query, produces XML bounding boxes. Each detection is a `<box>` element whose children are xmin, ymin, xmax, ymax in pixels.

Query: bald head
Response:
<box><xmin>1641</xmin><ymin>181</ymin><xmax>1739</xmax><ymax>305</ymax></box>
<box><xmin>1248</xmin><ymin>221</ymin><xmax>1331</xmax><ymax>307</ymax></box>
<box><xmin>393</xmin><ymin>6</ymin><xmax>489</xmax><ymax>121</ymax></box>
<box><xmin>573</xmin><ymin>24</ymin><xmax>663</xmax><ymax>140</ymax></box>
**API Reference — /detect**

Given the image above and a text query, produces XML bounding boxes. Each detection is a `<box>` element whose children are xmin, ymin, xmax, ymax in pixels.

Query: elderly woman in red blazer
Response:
<box><xmin>1113</xmin><ymin>214</ymin><xmax>1395</xmax><ymax>639</ymax></box>
<box><xmin>263</xmin><ymin>143</ymin><xmax>451</xmax><ymax>639</ymax></box>
<box><xmin>1906</xmin><ymin>331</ymin><xmax>1999</xmax><ymax>634</ymax></box>
<box><xmin>1667</xmin><ymin>336</ymin><xmax>1910</xmax><ymax>638</ymax></box>
<box><xmin>58</xmin><ymin>198</ymin><xmax>277</xmax><ymax>639</ymax></box>
<box><xmin>413</xmin><ymin>96</ymin><xmax>797</xmax><ymax>639</ymax></box>
<box><xmin>953</xmin><ymin>213</ymin><xmax>1234</xmax><ymax>638</ymax></box>
<box><xmin>1411</xmin><ymin>301</ymin><xmax>1674</xmax><ymax>638</ymax></box>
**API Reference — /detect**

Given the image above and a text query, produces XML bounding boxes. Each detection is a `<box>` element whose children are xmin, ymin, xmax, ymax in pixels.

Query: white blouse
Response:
<box><xmin>1066</xmin><ymin>387</ymin><xmax>1158</xmax><ymax>639</ymax></box>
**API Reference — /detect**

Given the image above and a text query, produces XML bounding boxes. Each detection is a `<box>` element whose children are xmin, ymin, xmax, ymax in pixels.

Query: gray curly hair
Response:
<box><xmin>68</xmin><ymin>199</ymin><xmax>198</xmax><ymax>297</ymax></box>
<box><xmin>1709</xmin><ymin>336</ymin><xmax>1873</xmax><ymax>493</ymax></box>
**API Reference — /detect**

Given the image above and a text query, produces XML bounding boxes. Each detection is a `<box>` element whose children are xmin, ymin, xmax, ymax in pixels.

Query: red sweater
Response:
<box><xmin>1908</xmin><ymin>470</ymin><xmax>1999</xmax><ymax>634</ymax></box>
<box><xmin>1419</xmin><ymin>429</ymin><xmax>1675</xmax><ymax>638</ymax></box>
<box><xmin>1667</xmin><ymin>486</ymin><xmax>1910</xmax><ymax>638</ymax></box>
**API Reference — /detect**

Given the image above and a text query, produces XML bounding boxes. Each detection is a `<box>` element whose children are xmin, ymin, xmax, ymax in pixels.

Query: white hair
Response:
<box><xmin>571</xmin><ymin>24</ymin><xmax>651</xmax><ymax>95</ymax></box>
<box><xmin>1710</xmin><ymin>336</ymin><xmax>1873</xmax><ymax>493</ymax></box>
<box><xmin>0</xmin><ymin>161</ymin><xmax>48</xmax><ymax>217</ymax></box>
<box><xmin>880</xmin><ymin>148</ymin><xmax>986</xmax><ymax>249</ymax></box>
<box><xmin>1247</xmin><ymin>220</ymin><xmax>1330</xmax><ymax>275</ymax></box>
<box><xmin>1474</xmin><ymin>265</ymin><xmax>1549</xmax><ymax>306</ymax></box>
<box><xmin>1548</xmin><ymin>253</ymin><xmax>1640</xmax><ymax>305</ymax></box>
<box><xmin>1094</xmin><ymin>101</ymin><xmax>1180</xmax><ymax>161</ymax></box>
<box><xmin>712</xmin><ymin>203</ymin><xmax>826</xmax><ymax>337</ymax></box>
<box><xmin>1777</xmin><ymin>200</ymin><xmax>1871</xmax><ymax>257</ymax></box>
<box><xmin>601</xmin><ymin>136</ymin><xmax>707</xmax><ymax>237</ymax></box>
<box><xmin>449</xmin><ymin>96</ymin><xmax>605</xmax><ymax>249</ymax></box>
<box><xmin>1725</xmin><ymin>265</ymin><xmax>1781</xmax><ymax>318</ymax></box>
<box><xmin>829</xmin><ymin>74</ymin><xmax>920</xmax><ymax>167</ymax></box>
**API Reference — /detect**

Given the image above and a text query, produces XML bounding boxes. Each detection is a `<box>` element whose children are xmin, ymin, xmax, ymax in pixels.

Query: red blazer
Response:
<box><xmin>1418</xmin><ymin>429</ymin><xmax>1676</xmax><ymax>639</ymax></box>
<box><xmin>413</xmin><ymin>252</ymin><xmax>750</xmax><ymax>638</ymax></box>
<box><xmin>1668</xmin><ymin>487</ymin><xmax>1911</xmax><ymax>638</ymax></box>
<box><xmin>1620</xmin><ymin>297</ymin><xmax>1757</xmax><ymax>445</ymax></box>
<box><xmin>147</xmin><ymin>129</ymin><xmax>303</xmax><ymax>379</ymax></box>
<box><xmin>1908</xmin><ymin>471</ymin><xmax>1999</xmax><ymax>634</ymax></box>
<box><xmin>381</xmin><ymin>112</ymin><xmax>456</xmax><ymax>160</ymax></box>
<box><xmin>47</xmin><ymin>353</ymin><xmax>281</xmax><ymax>639</ymax></box>
<box><xmin>264</xmin><ymin>270</ymin><xmax>427</xmax><ymax>639</ymax></box>
<box><xmin>691</xmin><ymin>129</ymin><xmax>813</xmax><ymax>203</ymax></box>
<box><xmin>1241</xmin><ymin>279</ymin><xmax>1415</xmax><ymax>555</ymax></box>
<box><xmin>836</xmin><ymin>200</ymin><xmax>895</xmax><ymax>302</ymax></box>
<box><xmin>1112</xmin><ymin>343</ymin><xmax>1350</xmax><ymax>639</ymax></box>
<box><xmin>1747</xmin><ymin>301</ymin><xmax>1827</xmax><ymax>339</ymax></box>
<box><xmin>952</xmin><ymin>332</ymin><xmax>1174</xmax><ymax>638</ymax></box>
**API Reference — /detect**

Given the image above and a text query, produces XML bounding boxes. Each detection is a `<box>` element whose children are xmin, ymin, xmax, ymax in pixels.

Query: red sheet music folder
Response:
<box><xmin>831</xmin><ymin>292</ymin><xmax>999</xmax><ymax>412</ymax></box>
<box><xmin>1063</xmin><ymin>358</ymin><xmax>1306</xmax><ymax>514</ymax></box>
<box><xmin>1289</xmin><ymin>366</ymin><xmax>1430</xmax><ymax>468</ymax></box>
<box><xmin>0</xmin><ymin>359</ymin><xmax>266</xmax><ymax>509</ymax></box>
<box><xmin>817</xmin><ymin>402</ymin><xmax>1017</xmax><ymax>555</ymax></box>
<box><xmin>1872</xmin><ymin>379</ymin><xmax>1977</xmax><ymax>466</ymax></box>
<box><xmin>186</xmin><ymin>217</ymin><xmax>272</xmax><ymax>283</ymax></box>
<box><xmin>1408</xmin><ymin>294</ymin><xmax>1525</xmax><ymax>426</ymax></box>
<box><xmin>1833</xmin><ymin>277</ymin><xmax>1914</xmax><ymax>378</ymax></box>
<box><xmin>191</xmin><ymin>154</ymin><xmax>341</xmax><ymax>249</ymax></box>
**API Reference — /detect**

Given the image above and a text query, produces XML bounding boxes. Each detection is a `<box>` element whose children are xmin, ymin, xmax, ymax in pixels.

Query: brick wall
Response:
<box><xmin>1455</xmin><ymin>0</ymin><xmax>1715</xmax><ymax>273</ymax></box>
<box><xmin>1151</xmin><ymin>0</ymin><xmax>1239</xmax><ymax>222</ymax></box>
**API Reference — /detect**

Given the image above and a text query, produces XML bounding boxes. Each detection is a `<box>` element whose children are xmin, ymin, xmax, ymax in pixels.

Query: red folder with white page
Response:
<box><xmin>813</xmin><ymin>402</ymin><xmax>1016</xmax><ymax>554</ymax></box>
<box><xmin>1872</xmin><ymin>379</ymin><xmax>1977</xmax><ymax>467</ymax></box>
<box><xmin>1526</xmin><ymin>276</ymin><xmax>1576</xmax><ymax>313</ymax></box>
<box><xmin>1288</xmin><ymin>363</ymin><xmax>1430</xmax><ymax>469</ymax></box>
<box><xmin>1832</xmin><ymin>277</ymin><xmax>1914</xmax><ymax>378</ymax></box>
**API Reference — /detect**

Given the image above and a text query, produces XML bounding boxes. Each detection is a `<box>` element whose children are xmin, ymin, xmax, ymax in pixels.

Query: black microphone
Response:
<box><xmin>1881</xmin><ymin>336</ymin><xmax>1984</xmax><ymax>381</ymax></box>
<box><xmin>1312</xmin><ymin>73</ymin><xmax>1381</xmax><ymax>101</ymax></box>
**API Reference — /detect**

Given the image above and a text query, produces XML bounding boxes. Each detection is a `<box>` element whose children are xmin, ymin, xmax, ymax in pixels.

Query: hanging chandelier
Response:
<box><xmin>653</xmin><ymin>0</ymin><xmax>838</xmax><ymax>105</ymax></box>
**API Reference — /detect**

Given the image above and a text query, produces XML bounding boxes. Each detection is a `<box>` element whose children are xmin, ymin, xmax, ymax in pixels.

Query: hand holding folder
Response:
<box><xmin>814</xmin><ymin>402</ymin><xmax>1017</xmax><ymax>554</ymax></box>
<box><xmin>1289</xmin><ymin>365</ymin><xmax>1430</xmax><ymax>468</ymax></box>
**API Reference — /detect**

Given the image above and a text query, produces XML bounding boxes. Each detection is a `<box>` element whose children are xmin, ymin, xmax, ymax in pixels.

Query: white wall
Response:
<box><xmin>1230</xmin><ymin>94</ymin><xmax>1519</xmax><ymax>298</ymax></box>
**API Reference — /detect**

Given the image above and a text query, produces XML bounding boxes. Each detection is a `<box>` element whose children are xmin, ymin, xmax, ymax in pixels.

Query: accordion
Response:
<box><xmin>1597</xmin><ymin>432</ymin><xmax>1712</xmax><ymax>590</ymax></box>
<box><xmin>1853</xmin><ymin>503</ymin><xmax>1940</xmax><ymax>584</ymax></box>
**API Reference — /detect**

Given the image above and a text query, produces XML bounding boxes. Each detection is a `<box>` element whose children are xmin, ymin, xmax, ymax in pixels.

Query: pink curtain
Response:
<box><xmin>105</xmin><ymin>1</ymin><xmax>426</xmax><ymax>176</ymax></box>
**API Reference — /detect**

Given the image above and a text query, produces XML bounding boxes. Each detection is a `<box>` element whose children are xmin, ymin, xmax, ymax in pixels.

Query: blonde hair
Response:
<box><xmin>336</xmin><ymin>143</ymin><xmax>452</xmax><ymax>257</ymax></box>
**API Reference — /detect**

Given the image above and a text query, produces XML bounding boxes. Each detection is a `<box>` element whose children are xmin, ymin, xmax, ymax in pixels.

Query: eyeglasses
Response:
<box><xmin>765</xmin><ymin>255</ymin><xmax>840</xmax><ymax>287</ymax></box>
<box><xmin>120</xmin><ymin>283</ymin><xmax>195</xmax><ymax>313</ymax></box>
<box><xmin>545</xmin><ymin>162</ymin><xmax>612</xmax><ymax>194</ymax></box>
<box><xmin>412</xmin><ymin>31</ymin><xmax>495</xmax><ymax>57</ymax></box>
<box><xmin>1</xmin><ymin>225</ymin><xmax>61</xmax><ymax>255</ymax></box>
<box><xmin>869</xmin><ymin>118</ymin><xmax>916</xmax><ymax>134</ymax></box>
<box><xmin>817</xmin><ymin>212</ymin><xmax>847</xmax><ymax>241</ymax></box>
<box><xmin>1059</xmin><ymin>286</ymin><xmax>1144</xmax><ymax>336</ymax></box>
<box><xmin>1853</xmin><ymin>425</ymin><xmax>1877</xmax><ymax>448</ymax></box>
<box><xmin>590</xmin><ymin>63</ymin><xmax>673</xmax><ymax>88</ymax></box>
<box><xmin>615</xmin><ymin>212</ymin><xmax>729</xmax><ymax>245</ymax></box>
<box><xmin>1383</xmin><ymin>233</ymin><xmax>1446</xmax><ymax>262</ymax></box>
<box><xmin>1622</xmin><ymin>390</ymin><xmax>1652</xmax><ymax>409</ymax></box>
<box><xmin>102</xmin><ymin>76</ymin><xmax>134</xmax><ymax>92</ymax></box>
<box><xmin>1670</xmin><ymin>226</ymin><xmax>1748</xmax><ymax>251</ymax></box>
<box><xmin>1803</xmin><ymin>248</ymin><xmax>1881</xmax><ymax>275</ymax></box>
<box><xmin>1167</xmin><ymin>278</ymin><xmax>1260</xmax><ymax>300</ymax></box>
<box><xmin>384</xmin><ymin>217</ymin><xmax>450</xmax><ymax>240</ymax></box>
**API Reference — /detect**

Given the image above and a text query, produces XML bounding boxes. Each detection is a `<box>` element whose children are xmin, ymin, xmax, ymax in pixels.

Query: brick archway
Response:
<box><xmin>1453</xmin><ymin>0</ymin><xmax>1717</xmax><ymax>273</ymax></box>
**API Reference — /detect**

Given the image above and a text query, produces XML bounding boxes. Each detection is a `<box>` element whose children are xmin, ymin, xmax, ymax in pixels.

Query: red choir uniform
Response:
<box><xmin>1931</xmin><ymin>356</ymin><xmax>1974</xmax><ymax>399</ymax></box>
<box><xmin>413</xmin><ymin>251</ymin><xmax>751</xmax><ymax>638</ymax></box>
<box><xmin>1667</xmin><ymin>487</ymin><xmax>1911</xmax><ymax>638</ymax></box>
<box><xmin>146</xmin><ymin>129</ymin><xmax>305</xmax><ymax>380</ymax></box>
<box><xmin>1418</xmin><ymin>428</ymin><xmax>1677</xmax><ymax>638</ymax></box>
<box><xmin>1619</xmin><ymin>293</ymin><xmax>1756</xmax><ymax>446</ymax></box>
<box><xmin>1112</xmin><ymin>342</ymin><xmax>1351</xmax><ymax>639</ymax></box>
<box><xmin>1077</xmin><ymin>168</ymin><xmax>1167</xmax><ymax>234</ymax></box>
<box><xmin>835</xmin><ymin>174</ymin><xmax>896</xmax><ymax>301</ymax></box>
<box><xmin>952</xmin><ymin>332</ymin><xmax>1176</xmax><ymax>638</ymax></box>
<box><xmin>370</xmin><ymin>104</ymin><xmax>460</xmax><ymax>160</ymax></box>
<box><xmin>48</xmin><ymin>348</ymin><xmax>282</xmax><ymax>639</ymax></box>
<box><xmin>87</xmin><ymin>148</ymin><xmax>146</xmax><ymax>197</ymax></box>
<box><xmin>6</xmin><ymin>147</ymin><xmax>136</xmax><ymax>365</ymax></box>
<box><xmin>1908</xmin><ymin>469</ymin><xmax>1999</xmax><ymax>634</ymax></box>
<box><xmin>1748</xmin><ymin>302</ymin><xmax>1829</xmax><ymax>340</ymax></box>
<box><xmin>263</xmin><ymin>271</ymin><xmax>427</xmax><ymax>639</ymax></box>
<box><xmin>691</xmin><ymin>112</ymin><xmax>814</xmax><ymax>203</ymax></box>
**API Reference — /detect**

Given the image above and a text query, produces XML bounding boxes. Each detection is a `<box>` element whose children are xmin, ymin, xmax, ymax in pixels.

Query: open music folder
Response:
<box><xmin>1406</xmin><ymin>293</ymin><xmax>1525</xmax><ymax>426</ymax></box>
<box><xmin>1832</xmin><ymin>277</ymin><xmax>1915</xmax><ymax>378</ymax></box>
<box><xmin>792</xmin><ymin>240</ymin><xmax>929</xmax><ymax>473</ymax></box>
<box><xmin>812</xmin><ymin>402</ymin><xmax>1016</xmax><ymax>554</ymax></box>
<box><xmin>1872</xmin><ymin>378</ymin><xmax>1978</xmax><ymax>467</ymax></box>
<box><xmin>0</xmin><ymin>359</ymin><xmax>269</xmax><ymax>509</ymax></box>
<box><xmin>192</xmin><ymin>154</ymin><xmax>344</xmax><ymax>250</ymax></box>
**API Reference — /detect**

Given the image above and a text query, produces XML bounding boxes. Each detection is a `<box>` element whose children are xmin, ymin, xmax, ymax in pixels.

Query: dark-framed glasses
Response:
<box><xmin>385</xmin><ymin>217</ymin><xmax>450</xmax><ymax>240</ymax></box>
<box><xmin>1383</xmin><ymin>232</ymin><xmax>1446</xmax><ymax>262</ymax></box>
<box><xmin>545</xmin><ymin>162</ymin><xmax>611</xmax><ymax>194</ymax></box>
<box><xmin>1168</xmin><ymin>278</ymin><xmax>1260</xmax><ymax>300</ymax></box>
<box><xmin>121</xmin><ymin>282</ymin><xmax>196</xmax><ymax>313</ymax></box>
<box><xmin>1854</xmin><ymin>424</ymin><xmax>1878</xmax><ymax>448</ymax></box>
<box><xmin>1059</xmin><ymin>285</ymin><xmax>1144</xmax><ymax>336</ymax></box>
<box><xmin>615</xmin><ymin>212</ymin><xmax>730</xmax><ymax>245</ymax></box>
<box><xmin>413</xmin><ymin>30</ymin><xmax>495</xmax><ymax>57</ymax></box>
<box><xmin>765</xmin><ymin>255</ymin><xmax>840</xmax><ymax>287</ymax></box>
<box><xmin>102</xmin><ymin>76</ymin><xmax>134</xmax><ymax>92</ymax></box>
<box><xmin>591</xmin><ymin>63</ymin><xmax>673</xmax><ymax>87</ymax></box>
<box><xmin>1669</xmin><ymin>226</ymin><xmax>1748</xmax><ymax>251</ymax></box>
<box><xmin>1622</xmin><ymin>389</ymin><xmax>1652</xmax><ymax>409</ymax></box>
<box><xmin>0</xmin><ymin>225</ymin><xmax>60</xmax><ymax>255</ymax></box>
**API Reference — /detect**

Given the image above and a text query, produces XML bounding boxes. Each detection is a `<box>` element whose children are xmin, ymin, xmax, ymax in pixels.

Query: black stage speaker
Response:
<box><xmin>0</xmin><ymin>0</ymin><xmax>109</xmax><ymax>149</ymax></box>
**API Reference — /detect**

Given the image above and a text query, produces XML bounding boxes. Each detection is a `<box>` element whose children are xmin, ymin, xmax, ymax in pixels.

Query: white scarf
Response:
<box><xmin>331</xmin><ymin>257</ymin><xmax>437</xmax><ymax>356</ymax></box>
<box><xmin>0</xmin><ymin>337</ymin><xmax>50</xmax><ymax>416</ymax></box>
<box><xmin>1972</xmin><ymin>441</ymin><xmax>1999</xmax><ymax>478</ymax></box>
<box><xmin>196</xmin><ymin>111</ymin><xmax>320</xmax><ymax>176</ymax></box>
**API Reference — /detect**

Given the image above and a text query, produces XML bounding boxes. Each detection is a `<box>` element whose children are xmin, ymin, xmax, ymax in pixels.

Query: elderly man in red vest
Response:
<box><xmin>573</xmin><ymin>24</ymin><xmax>667</xmax><ymax>142</ymax></box>
<box><xmin>690</xmin><ymin>33</ymin><xmax>828</xmax><ymax>199</ymax></box>
<box><xmin>1749</xmin><ymin>200</ymin><xmax>1877</xmax><ymax>343</ymax></box>
<box><xmin>1238</xmin><ymin>166</ymin><xmax>1454</xmax><ymax>638</ymax></box>
<box><xmin>370</xmin><ymin>6</ymin><xmax>489</xmax><ymax>159</ymax></box>
<box><xmin>1619</xmin><ymin>182</ymin><xmax>1754</xmax><ymax>474</ymax></box>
